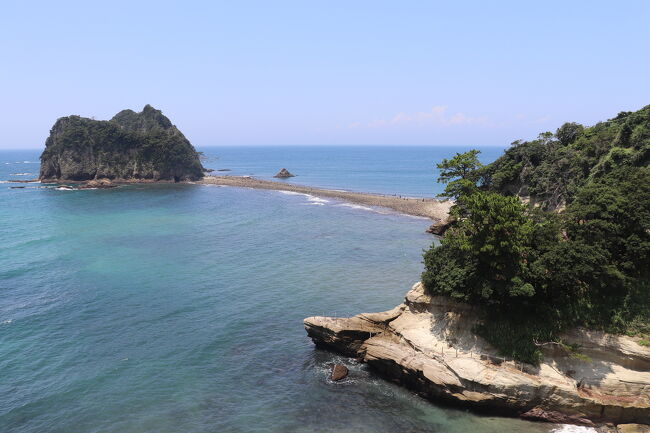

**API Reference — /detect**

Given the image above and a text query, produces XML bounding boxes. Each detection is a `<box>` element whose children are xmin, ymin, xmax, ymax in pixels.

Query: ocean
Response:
<box><xmin>0</xmin><ymin>146</ymin><xmax>589</xmax><ymax>433</ymax></box>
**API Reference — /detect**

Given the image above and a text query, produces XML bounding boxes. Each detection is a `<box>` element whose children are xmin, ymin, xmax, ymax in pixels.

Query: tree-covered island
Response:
<box><xmin>39</xmin><ymin>105</ymin><xmax>204</xmax><ymax>182</ymax></box>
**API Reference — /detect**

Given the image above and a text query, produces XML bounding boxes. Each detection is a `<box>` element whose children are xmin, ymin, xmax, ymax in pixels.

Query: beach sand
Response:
<box><xmin>199</xmin><ymin>176</ymin><xmax>452</xmax><ymax>221</ymax></box>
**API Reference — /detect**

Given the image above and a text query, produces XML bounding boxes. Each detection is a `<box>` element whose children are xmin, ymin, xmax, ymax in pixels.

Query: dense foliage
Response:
<box><xmin>423</xmin><ymin>105</ymin><xmax>650</xmax><ymax>363</ymax></box>
<box><xmin>483</xmin><ymin>105</ymin><xmax>650</xmax><ymax>210</ymax></box>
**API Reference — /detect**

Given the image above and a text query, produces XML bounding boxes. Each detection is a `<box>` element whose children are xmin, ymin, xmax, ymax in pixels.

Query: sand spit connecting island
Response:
<box><xmin>199</xmin><ymin>175</ymin><xmax>453</xmax><ymax>222</ymax></box>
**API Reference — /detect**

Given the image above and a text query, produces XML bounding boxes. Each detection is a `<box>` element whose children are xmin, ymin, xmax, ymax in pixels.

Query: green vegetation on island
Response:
<box><xmin>39</xmin><ymin>105</ymin><xmax>204</xmax><ymax>182</ymax></box>
<box><xmin>423</xmin><ymin>105</ymin><xmax>650</xmax><ymax>363</ymax></box>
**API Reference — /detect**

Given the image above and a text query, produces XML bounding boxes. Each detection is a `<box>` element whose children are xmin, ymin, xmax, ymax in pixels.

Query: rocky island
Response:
<box><xmin>39</xmin><ymin>105</ymin><xmax>204</xmax><ymax>182</ymax></box>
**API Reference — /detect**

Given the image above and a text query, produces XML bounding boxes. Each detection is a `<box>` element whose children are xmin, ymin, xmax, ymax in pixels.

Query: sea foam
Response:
<box><xmin>337</xmin><ymin>203</ymin><xmax>375</xmax><ymax>212</ymax></box>
<box><xmin>551</xmin><ymin>426</ymin><xmax>598</xmax><ymax>433</ymax></box>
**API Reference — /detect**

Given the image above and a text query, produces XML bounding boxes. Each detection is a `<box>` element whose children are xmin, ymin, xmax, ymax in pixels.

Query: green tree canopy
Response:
<box><xmin>436</xmin><ymin>150</ymin><xmax>482</xmax><ymax>200</ymax></box>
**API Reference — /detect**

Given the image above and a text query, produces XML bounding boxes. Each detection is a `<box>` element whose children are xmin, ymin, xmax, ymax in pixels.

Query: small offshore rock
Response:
<box><xmin>274</xmin><ymin>168</ymin><xmax>295</xmax><ymax>178</ymax></box>
<box><xmin>331</xmin><ymin>364</ymin><xmax>349</xmax><ymax>381</ymax></box>
<box><xmin>203</xmin><ymin>168</ymin><xmax>215</xmax><ymax>173</ymax></box>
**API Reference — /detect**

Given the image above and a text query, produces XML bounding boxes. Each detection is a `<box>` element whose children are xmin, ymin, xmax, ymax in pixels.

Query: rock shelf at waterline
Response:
<box><xmin>304</xmin><ymin>282</ymin><xmax>650</xmax><ymax>428</ymax></box>
<box><xmin>200</xmin><ymin>175</ymin><xmax>452</xmax><ymax>221</ymax></box>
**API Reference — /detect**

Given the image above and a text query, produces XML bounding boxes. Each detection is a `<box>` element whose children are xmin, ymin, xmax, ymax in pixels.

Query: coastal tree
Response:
<box><xmin>423</xmin><ymin>191</ymin><xmax>536</xmax><ymax>304</ymax></box>
<box><xmin>436</xmin><ymin>150</ymin><xmax>483</xmax><ymax>201</ymax></box>
<box><xmin>556</xmin><ymin>122</ymin><xmax>584</xmax><ymax>146</ymax></box>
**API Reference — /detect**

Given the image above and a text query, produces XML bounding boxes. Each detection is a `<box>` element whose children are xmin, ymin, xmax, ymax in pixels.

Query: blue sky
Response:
<box><xmin>1</xmin><ymin>0</ymin><xmax>649</xmax><ymax>149</ymax></box>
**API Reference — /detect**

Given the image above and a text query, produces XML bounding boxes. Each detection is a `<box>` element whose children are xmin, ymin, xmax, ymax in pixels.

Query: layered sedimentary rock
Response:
<box><xmin>304</xmin><ymin>282</ymin><xmax>650</xmax><ymax>426</ymax></box>
<box><xmin>39</xmin><ymin>105</ymin><xmax>204</xmax><ymax>182</ymax></box>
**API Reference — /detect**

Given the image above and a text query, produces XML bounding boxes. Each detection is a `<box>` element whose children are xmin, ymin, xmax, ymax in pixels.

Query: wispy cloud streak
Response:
<box><xmin>349</xmin><ymin>106</ymin><xmax>490</xmax><ymax>129</ymax></box>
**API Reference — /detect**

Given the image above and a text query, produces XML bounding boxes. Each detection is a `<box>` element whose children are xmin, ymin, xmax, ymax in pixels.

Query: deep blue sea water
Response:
<box><xmin>0</xmin><ymin>147</ymin><xmax>583</xmax><ymax>433</ymax></box>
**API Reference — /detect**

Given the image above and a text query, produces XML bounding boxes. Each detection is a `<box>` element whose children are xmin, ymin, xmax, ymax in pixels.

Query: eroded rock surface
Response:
<box><xmin>304</xmin><ymin>282</ymin><xmax>650</xmax><ymax>426</ymax></box>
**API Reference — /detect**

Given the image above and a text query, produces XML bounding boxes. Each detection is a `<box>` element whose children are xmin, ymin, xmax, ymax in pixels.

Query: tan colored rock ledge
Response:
<box><xmin>304</xmin><ymin>282</ymin><xmax>650</xmax><ymax>427</ymax></box>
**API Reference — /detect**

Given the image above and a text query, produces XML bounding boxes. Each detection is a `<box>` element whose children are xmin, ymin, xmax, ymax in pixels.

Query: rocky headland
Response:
<box><xmin>39</xmin><ymin>105</ymin><xmax>204</xmax><ymax>182</ymax></box>
<box><xmin>304</xmin><ymin>282</ymin><xmax>650</xmax><ymax>428</ymax></box>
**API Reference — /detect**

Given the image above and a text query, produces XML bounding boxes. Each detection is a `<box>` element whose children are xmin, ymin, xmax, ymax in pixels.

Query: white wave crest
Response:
<box><xmin>307</xmin><ymin>195</ymin><xmax>329</xmax><ymax>204</ymax></box>
<box><xmin>278</xmin><ymin>190</ymin><xmax>330</xmax><ymax>205</ymax></box>
<box><xmin>2</xmin><ymin>319</ymin><xmax>12</xmax><ymax>325</ymax></box>
<box><xmin>338</xmin><ymin>203</ymin><xmax>374</xmax><ymax>212</ymax></box>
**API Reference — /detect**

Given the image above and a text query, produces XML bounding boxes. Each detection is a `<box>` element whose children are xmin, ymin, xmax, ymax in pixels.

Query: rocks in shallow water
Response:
<box><xmin>426</xmin><ymin>219</ymin><xmax>451</xmax><ymax>236</ymax></box>
<box><xmin>81</xmin><ymin>179</ymin><xmax>116</xmax><ymax>189</ymax></box>
<box><xmin>331</xmin><ymin>364</ymin><xmax>349</xmax><ymax>381</ymax></box>
<box><xmin>274</xmin><ymin>168</ymin><xmax>295</xmax><ymax>178</ymax></box>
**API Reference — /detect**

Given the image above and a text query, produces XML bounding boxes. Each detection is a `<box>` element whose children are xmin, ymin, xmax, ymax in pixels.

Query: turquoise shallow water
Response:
<box><xmin>1</xmin><ymin>148</ymin><xmax>577</xmax><ymax>432</ymax></box>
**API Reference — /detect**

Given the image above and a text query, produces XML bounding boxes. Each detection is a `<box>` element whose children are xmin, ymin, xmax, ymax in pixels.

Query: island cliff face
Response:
<box><xmin>39</xmin><ymin>105</ymin><xmax>204</xmax><ymax>182</ymax></box>
<box><xmin>305</xmin><ymin>283</ymin><xmax>650</xmax><ymax>427</ymax></box>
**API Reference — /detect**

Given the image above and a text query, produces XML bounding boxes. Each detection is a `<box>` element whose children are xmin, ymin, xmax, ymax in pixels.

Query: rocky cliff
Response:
<box><xmin>39</xmin><ymin>105</ymin><xmax>204</xmax><ymax>182</ymax></box>
<box><xmin>304</xmin><ymin>282</ymin><xmax>650</xmax><ymax>427</ymax></box>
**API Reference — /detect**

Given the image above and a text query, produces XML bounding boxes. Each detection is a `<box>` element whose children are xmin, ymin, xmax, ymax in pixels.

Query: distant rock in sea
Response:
<box><xmin>274</xmin><ymin>168</ymin><xmax>295</xmax><ymax>178</ymax></box>
<box><xmin>39</xmin><ymin>104</ymin><xmax>204</xmax><ymax>182</ymax></box>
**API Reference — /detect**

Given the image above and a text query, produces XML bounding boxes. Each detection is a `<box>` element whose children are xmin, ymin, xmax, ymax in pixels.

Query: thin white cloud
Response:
<box><xmin>511</xmin><ymin>113</ymin><xmax>551</xmax><ymax>125</ymax></box>
<box><xmin>349</xmin><ymin>106</ymin><xmax>490</xmax><ymax>129</ymax></box>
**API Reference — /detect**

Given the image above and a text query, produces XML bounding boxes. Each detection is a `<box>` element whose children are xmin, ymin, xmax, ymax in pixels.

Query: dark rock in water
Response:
<box><xmin>204</xmin><ymin>168</ymin><xmax>215</xmax><ymax>173</ymax></box>
<box><xmin>274</xmin><ymin>168</ymin><xmax>295</xmax><ymax>178</ymax></box>
<box><xmin>426</xmin><ymin>219</ymin><xmax>451</xmax><ymax>236</ymax></box>
<box><xmin>217</xmin><ymin>169</ymin><xmax>231</xmax><ymax>172</ymax></box>
<box><xmin>39</xmin><ymin>104</ymin><xmax>204</xmax><ymax>182</ymax></box>
<box><xmin>331</xmin><ymin>364</ymin><xmax>349</xmax><ymax>381</ymax></box>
